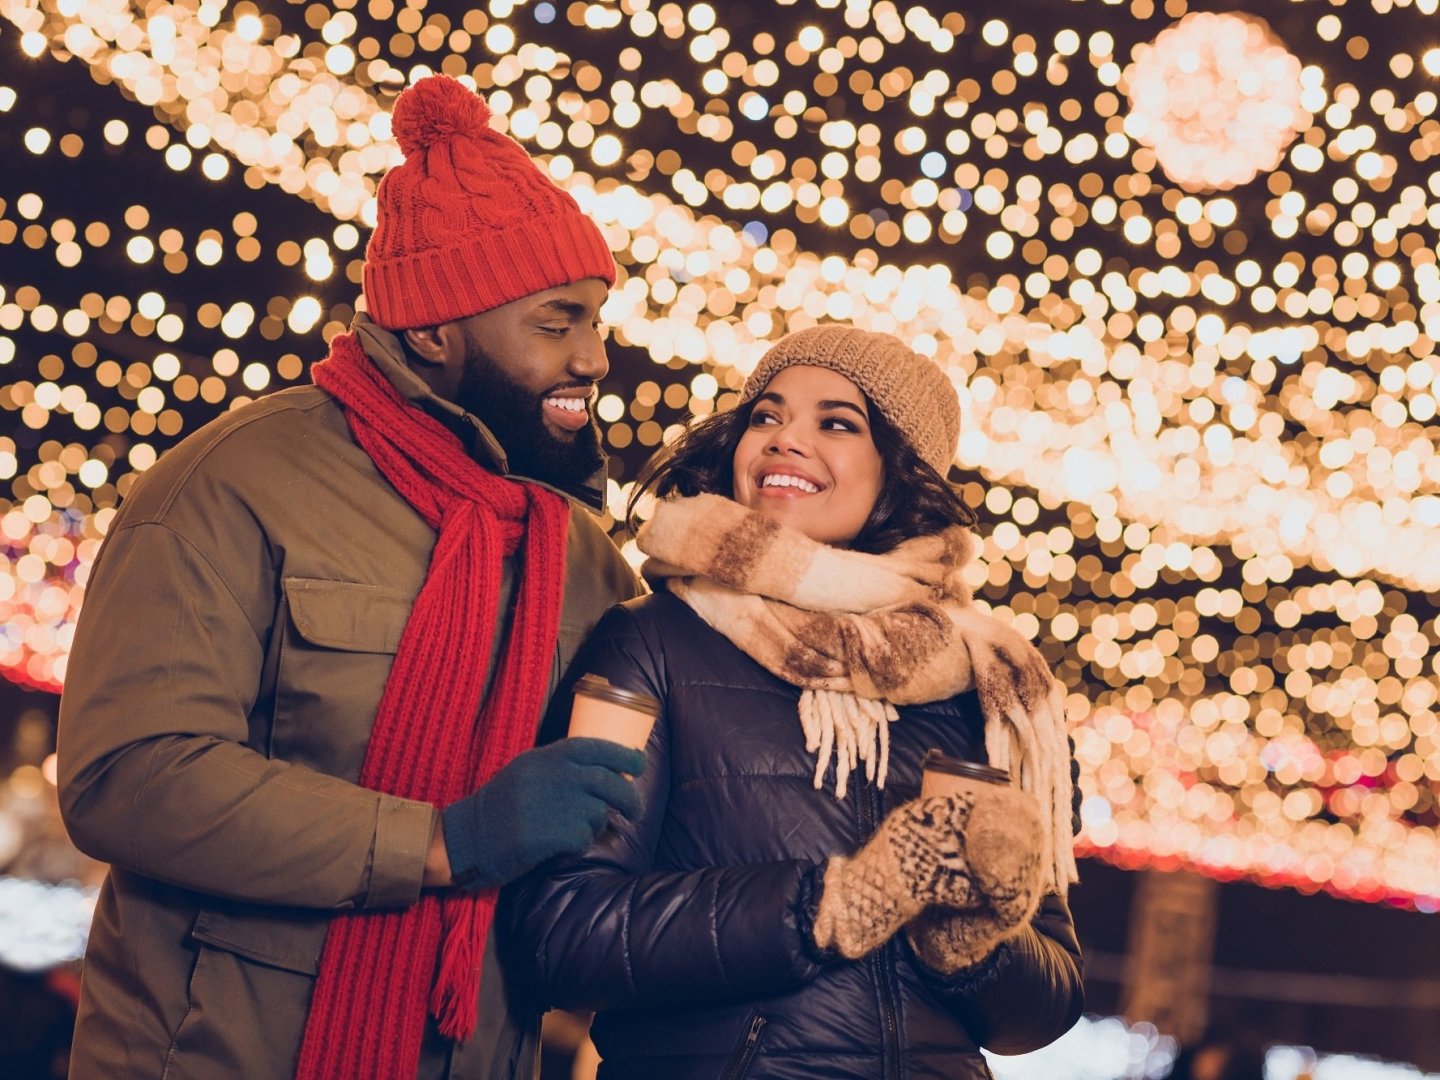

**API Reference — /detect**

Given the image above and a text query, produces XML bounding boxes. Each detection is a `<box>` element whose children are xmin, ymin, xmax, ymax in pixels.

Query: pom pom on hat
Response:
<box><xmin>364</xmin><ymin>75</ymin><xmax>615</xmax><ymax>330</ymax></box>
<box><xmin>391</xmin><ymin>76</ymin><xmax>493</xmax><ymax>157</ymax></box>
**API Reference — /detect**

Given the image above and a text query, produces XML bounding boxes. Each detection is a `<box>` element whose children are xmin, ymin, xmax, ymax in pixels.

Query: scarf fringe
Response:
<box><xmin>985</xmin><ymin>683</ymin><xmax>1078</xmax><ymax>894</ymax></box>
<box><xmin>430</xmin><ymin>889</ymin><xmax>492</xmax><ymax>1040</ymax></box>
<box><xmin>800</xmin><ymin>689</ymin><xmax>897</xmax><ymax>799</ymax></box>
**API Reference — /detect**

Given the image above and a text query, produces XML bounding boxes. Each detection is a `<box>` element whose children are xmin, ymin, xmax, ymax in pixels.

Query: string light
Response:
<box><xmin>2</xmin><ymin>0</ymin><xmax>1439</xmax><ymax>909</ymax></box>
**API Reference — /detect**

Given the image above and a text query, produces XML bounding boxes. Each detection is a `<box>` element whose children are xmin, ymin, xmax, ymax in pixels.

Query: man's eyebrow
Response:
<box><xmin>535</xmin><ymin>298</ymin><xmax>590</xmax><ymax>317</ymax></box>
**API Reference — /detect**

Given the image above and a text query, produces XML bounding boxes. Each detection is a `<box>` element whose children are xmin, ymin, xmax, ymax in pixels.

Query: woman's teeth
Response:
<box><xmin>761</xmin><ymin>474</ymin><xmax>820</xmax><ymax>493</ymax></box>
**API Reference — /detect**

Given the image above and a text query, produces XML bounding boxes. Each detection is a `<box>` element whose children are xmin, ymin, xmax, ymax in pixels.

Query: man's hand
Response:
<box><xmin>438</xmin><ymin>738</ymin><xmax>645</xmax><ymax>890</ymax></box>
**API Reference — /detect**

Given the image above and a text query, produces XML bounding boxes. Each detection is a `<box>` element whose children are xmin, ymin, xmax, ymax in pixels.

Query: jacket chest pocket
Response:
<box><xmin>269</xmin><ymin>577</ymin><xmax>413</xmax><ymax>781</ymax></box>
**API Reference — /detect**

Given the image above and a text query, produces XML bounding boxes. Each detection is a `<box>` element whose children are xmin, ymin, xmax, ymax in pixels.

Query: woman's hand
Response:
<box><xmin>905</xmin><ymin>900</ymin><xmax>1038</xmax><ymax>976</ymax></box>
<box><xmin>902</xmin><ymin>787</ymin><xmax>1047</xmax><ymax>975</ymax></box>
<box><xmin>810</xmin><ymin>784</ymin><xmax>1044</xmax><ymax>960</ymax></box>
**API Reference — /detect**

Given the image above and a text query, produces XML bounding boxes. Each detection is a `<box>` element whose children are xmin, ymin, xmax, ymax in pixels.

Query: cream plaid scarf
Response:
<box><xmin>638</xmin><ymin>494</ymin><xmax>1078</xmax><ymax>894</ymax></box>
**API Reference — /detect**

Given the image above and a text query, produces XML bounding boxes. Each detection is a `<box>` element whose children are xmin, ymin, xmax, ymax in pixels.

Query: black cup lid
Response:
<box><xmin>573</xmin><ymin>673</ymin><xmax>662</xmax><ymax>717</ymax></box>
<box><xmin>921</xmin><ymin>748</ymin><xmax>1010</xmax><ymax>785</ymax></box>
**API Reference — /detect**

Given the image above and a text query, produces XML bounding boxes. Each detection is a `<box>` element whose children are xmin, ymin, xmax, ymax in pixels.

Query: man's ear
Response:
<box><xmin>402</xmin><ymin>325</ymin><xmax>449</xmax><ymax>368</ymax></box>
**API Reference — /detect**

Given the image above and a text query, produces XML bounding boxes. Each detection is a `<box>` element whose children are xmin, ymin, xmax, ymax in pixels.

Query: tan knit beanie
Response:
<box><xmin>740</xmin><ymin>326</ymin><xmax>960</xmax><ymax>475</ymax></box>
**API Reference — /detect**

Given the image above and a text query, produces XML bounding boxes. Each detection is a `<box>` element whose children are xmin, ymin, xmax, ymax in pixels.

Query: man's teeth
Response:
<box><xmin>545</xmin><ymin>397</ymin><xmax>585</xmax><ymax>412</ymax></box>
<box><xmin>761</xmin><ymin>474</ymin><xmax>820</xmax><ymax>493</ymax></box>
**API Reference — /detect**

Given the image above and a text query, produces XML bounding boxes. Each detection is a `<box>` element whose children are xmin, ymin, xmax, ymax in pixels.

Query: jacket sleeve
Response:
<box><xmin>502</xmin><ymin>604</ymin><xmax>830</xmax><ymax>1013</ymax></box>
<box><xmin>57</xmin><ymin>518</ymin><xmax>435</xmax><ymax>912</ymax></box>
<box><xmin>908</xmin><ymin>892</ymin><xmax>1085</xmax><ymax>1055</ymax></box>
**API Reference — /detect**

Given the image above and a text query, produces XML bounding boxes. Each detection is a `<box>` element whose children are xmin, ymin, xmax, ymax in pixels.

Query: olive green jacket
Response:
<box><xmin>57</xmin><ymin>320</ymin><xmax>640</xmax><ymax>1079</ymax></box>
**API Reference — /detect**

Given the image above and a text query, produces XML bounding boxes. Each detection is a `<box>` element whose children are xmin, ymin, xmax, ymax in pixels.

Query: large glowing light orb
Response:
<box><xmin>1123</xmin><ymin>12</ymin><xmax>1312</xmax><ymax>192</ymax></box>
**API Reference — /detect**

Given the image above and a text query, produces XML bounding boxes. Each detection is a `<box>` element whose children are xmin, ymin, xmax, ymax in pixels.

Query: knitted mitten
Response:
<box><xmin>905</xmin><ymin>787</ymin><xmax>1046</xmax><ymax>973</ymax></box>
<box><xmin>905</xmin><ymin>906</ymin><xmax>1019</xmax><ymax>974</ymax></box>
<box><xmin>812</xmin><ymin>791</ymin><xmax>987</xmax><ymax>959</ymax></box>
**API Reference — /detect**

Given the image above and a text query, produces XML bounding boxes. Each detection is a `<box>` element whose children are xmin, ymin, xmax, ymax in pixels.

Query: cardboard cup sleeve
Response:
<box><xmin>920</xmin><ymin>749</ymin><xmax>1010</xmax><ymax>798</ymax></box>
<box><xmin>567</xmin><ymin>674</ymin><xmax>661</xmax><ymax>752</ymax></box>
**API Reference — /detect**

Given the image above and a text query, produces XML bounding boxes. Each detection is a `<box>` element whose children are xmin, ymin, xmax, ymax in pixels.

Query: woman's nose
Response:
<box><xmin>765</xmin><ymin>425</ymin><xmax>810</xmax><ymax>456</ymax></box>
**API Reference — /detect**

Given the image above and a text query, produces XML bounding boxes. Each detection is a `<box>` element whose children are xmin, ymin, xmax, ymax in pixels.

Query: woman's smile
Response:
<box><xmin>732</xmin><ymin>364</ymin><xmax>884</xmax><ymax>545</ymax></box>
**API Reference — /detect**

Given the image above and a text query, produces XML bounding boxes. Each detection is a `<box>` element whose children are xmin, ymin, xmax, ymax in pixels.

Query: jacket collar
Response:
<box><xmin>350</xmin><ymin>314</ymin><xmax>609</xmax><ymax>513</ymax></box>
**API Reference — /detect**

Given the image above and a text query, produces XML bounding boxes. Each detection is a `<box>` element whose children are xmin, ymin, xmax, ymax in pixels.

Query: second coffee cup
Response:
<box><xmin>920</xmin><ymin>749</ymin><xmax>1010</xmax><ymax>798</ymax></box>
<box><xmin>567</xmin><ymin>673</ymin><xmax>661</xmax><ymax>753</ymax></box>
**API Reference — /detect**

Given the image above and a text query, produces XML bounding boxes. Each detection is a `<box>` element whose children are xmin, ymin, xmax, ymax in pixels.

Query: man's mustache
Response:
<box><xmin>539</xmin><ymin>380</ymin><xmax>598</xmax><ymax>401</ymax></box>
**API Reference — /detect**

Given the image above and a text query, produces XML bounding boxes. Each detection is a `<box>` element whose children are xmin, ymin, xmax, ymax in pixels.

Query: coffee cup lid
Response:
<box><xmin>921</xmin><ymin>748</ymin><xmax>1010</xmax><ymax>785</ymax></box>
<box><xmin>573</xmin><ymin>673</ymin><xmax>662</xmax><ymax>717</ymax></box>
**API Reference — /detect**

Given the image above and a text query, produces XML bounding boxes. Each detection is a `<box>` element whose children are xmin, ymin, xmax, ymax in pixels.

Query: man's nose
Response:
<box><xmin>569</xmin><ymin>329</ymin><xmax>608</xmax><ymax>381</ymax></box>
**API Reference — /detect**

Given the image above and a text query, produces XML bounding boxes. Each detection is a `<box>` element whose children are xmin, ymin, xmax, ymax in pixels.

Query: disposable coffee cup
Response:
<box><xmin>920</xmin><ymin>749</ymin><xmax>1010</xmax><ymax>798</ymax></box>
<box><xmin>568</xmin><ymin>674</ymin><xmax>661</xmax><ymax>753</ymax></box>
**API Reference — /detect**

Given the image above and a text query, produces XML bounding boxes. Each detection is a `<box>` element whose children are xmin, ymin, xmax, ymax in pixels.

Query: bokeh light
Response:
<box><xmin>2</xmin><ymin>0</ymin><xmax>1440</xmax><ymax>911</ymax></box>
<box><xmin>1123</xmin><ymin>12</ymin><xmax>1314</xmax><ymax>191</ymax></box>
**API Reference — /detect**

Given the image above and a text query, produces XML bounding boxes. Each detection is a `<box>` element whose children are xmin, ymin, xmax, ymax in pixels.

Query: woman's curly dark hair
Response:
<box><xmin>626</xmin><ymin>391</ymin><xmax>975</xmax><ymax>554</ymax></box>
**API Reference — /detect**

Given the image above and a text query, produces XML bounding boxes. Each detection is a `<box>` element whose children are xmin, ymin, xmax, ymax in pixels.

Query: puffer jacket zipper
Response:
<box><xmin>720</xmin><ymin>1012</ymin><xmax>768</xmax><ymax>1080</ymax></box>
<box><xmin>858</xmin><ymin>782</ymin><xmax>903</xmax><ymax>1080</ymax></box>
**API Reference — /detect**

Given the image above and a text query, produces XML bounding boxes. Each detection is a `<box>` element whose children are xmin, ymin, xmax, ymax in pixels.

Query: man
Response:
<box><xmin>57</xmin><ymin>75</ymin><xmax>643</xmax><ymax>1079</ymax></box>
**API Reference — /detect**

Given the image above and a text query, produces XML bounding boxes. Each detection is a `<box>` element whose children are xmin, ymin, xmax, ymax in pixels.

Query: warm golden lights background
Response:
<box><xmin>2</xmin><ymin>0</ymin><xmax>1439</xmax><ymax>909</ymax></box>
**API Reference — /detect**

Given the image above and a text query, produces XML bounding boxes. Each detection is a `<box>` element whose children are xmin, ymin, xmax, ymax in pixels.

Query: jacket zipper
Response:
<box><xmin>859</xmin><ymin>783</ymin><xmax>904</xmax><ymax>1080</ymax></box>
<box><xmin>720</xmin><ymin>1012</ymin><xmax>767</xmax><ymax>1080</ymax></box>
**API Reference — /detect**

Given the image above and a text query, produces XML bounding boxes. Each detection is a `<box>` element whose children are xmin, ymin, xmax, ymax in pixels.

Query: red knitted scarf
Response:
<box><xmin>295</xmin><ymin>333</ymin><xmax>569</xmax><ymax>1078</ymax></box>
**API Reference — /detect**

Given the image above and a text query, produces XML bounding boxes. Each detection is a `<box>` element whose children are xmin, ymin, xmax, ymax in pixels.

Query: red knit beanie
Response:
<box><xmin>364</xmin><ymin>75</ymin><xmax>617</xmax><ymax>330</ymax></box>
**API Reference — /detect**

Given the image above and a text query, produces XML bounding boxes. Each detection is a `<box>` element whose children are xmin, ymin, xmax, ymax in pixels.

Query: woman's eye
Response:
<box><xmin>750</xmin><ymin>410</ymin><xmax>780</xmax><ymax>426</ymax></box>
<box><xmin>822</xmin><ymin>417</ymin><xmax>859</xmax><ymax>433</ymax></box>
<box><xmin>541</xmin><ymin>324</ymin><xmax>568</xmax><ymax>336</ymax></box>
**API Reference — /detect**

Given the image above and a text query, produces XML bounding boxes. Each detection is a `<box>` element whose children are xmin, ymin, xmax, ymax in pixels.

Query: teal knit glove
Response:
<box><xmin>442</xmin><ymin>738</ymin><xmax>644</xmax><ymax>889</ymax></box>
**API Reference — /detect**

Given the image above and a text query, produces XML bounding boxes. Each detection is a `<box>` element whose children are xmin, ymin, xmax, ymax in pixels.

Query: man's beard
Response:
<box><xmin>454</xmin><ymin>342</ymin><xmax>605</xmax><ymax>489</ymax></box>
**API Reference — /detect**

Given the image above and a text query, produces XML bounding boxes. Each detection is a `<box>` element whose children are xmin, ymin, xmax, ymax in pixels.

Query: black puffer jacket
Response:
<box><xmin>504</xmin><ymin>592</ymin><xmax>1083</xmax><ymax>1080</ymax></box>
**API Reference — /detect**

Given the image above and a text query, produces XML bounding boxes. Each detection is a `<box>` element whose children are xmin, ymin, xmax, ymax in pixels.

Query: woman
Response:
<box><xmin>506</xmin><ymin>326</ymin><xmax>1083</xmax><ymax>1079</ymax></box>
